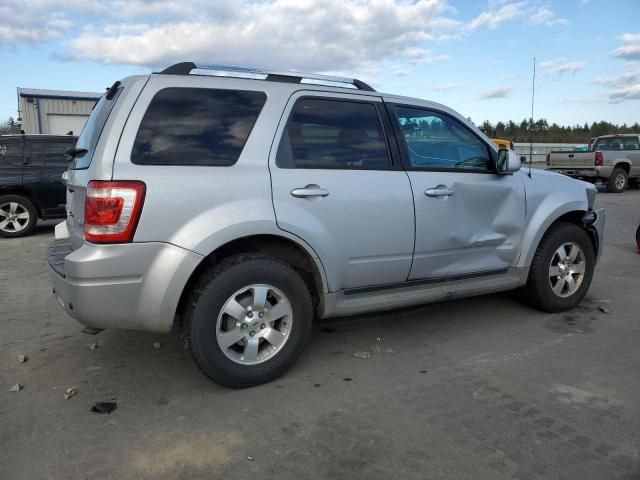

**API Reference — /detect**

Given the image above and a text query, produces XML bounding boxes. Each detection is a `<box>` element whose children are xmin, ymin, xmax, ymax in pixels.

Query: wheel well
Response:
<box><xmin>174</xmin><ymin>235</ymin><xmax>324</xmax><ymax>331</ymax></box>
<box><xmin>551</xmin><ymin>211</ymin><xmax>598</xmax><ymax>254</ymax></box>
<box><xmin>614</xmin><ymin>163</ymin><xmax>630</xmax><ymax>174</ymax></box>
<box><xmin>0</xmin><ymin>189</ymin><xmax>41</xmax><ymax>217</ymax></box>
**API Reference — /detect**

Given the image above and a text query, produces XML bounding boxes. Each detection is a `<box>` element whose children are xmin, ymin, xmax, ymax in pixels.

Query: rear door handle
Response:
<box><xmin>425</xmin><ymin>187</ymin><xmax>455</xmax><ymax>197</ymax></box>
<box><xmin>290</xmin><ymin>187</ymin><xmax>330</xmax><ymax>198</ymax></box>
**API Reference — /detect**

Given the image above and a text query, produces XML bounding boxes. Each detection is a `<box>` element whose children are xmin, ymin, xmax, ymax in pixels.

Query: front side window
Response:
<box><xmin>132</xmin><ymin>88</ymin><xmax>266</xmax><ymax>166</ymax></box>
<box><xmin>393</xmin><ymin>106</ymin><xmax>491</xmax><ymax>172</ymax></box>
<box><xmin>276</xmin><ymin>98</ymin><xmax>390</xmax><ymax>169</ymax></box>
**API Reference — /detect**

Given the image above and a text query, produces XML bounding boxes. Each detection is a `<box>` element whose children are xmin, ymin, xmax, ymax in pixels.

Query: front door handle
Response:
<box><xmin>425</xmin><ymin>187</ymin><xmax>455</xmax><ymax>197</ymax></box>
<box><xmin>291</xmin><ymin>187</ymin><xmax>330</xmax><ymax>198</ymax></box>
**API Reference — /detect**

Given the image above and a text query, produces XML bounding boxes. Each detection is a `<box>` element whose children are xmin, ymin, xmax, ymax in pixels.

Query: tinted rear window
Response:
<box><xmin>131</xmin><ymin>88</ymin><xmax>266</xmax><ymax>166</ymax></box>
<box><xmin>72</xmin><ymin>87</ymin><xmax>121</xmax><ymax>170</ymax></box>
<box><xmin>276</xmin><ymin>98</ymin><xmax>390</xmax><ymax>169</ymax></box>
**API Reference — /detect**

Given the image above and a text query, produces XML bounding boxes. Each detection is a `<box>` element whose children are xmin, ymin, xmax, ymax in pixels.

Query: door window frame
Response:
<box><xmin>274</xmin><ymin>94</ymin><xmax>402</xmax><ymax>171</ymax></box>
<box><xmin>385</xmin><ymin>102</ymin><xmax>498</xmax><ymax>174</ymax></box>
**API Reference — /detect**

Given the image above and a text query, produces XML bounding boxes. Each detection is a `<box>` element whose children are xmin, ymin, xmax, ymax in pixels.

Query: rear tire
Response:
<box><xmin>0</xmin><ymin>195</ymin><xmax>37</xmax><ymax>238</ymax></box>
<box><xmin>606</xmin><ymin>167</ymin><xmax>627</xmax><ymax>193</ymax></box>
<box><xmin>521</xmin><ymin>223</ymin><xmax>595</xmax><ymax>313</ymax></box>
<box><xmin>182</xmin><ymin>254</ymin><xmax>313</xmax><ymax>388</ymax></box>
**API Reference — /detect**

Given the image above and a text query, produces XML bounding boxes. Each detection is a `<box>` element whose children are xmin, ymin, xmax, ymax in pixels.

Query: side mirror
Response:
<box><xmin>496</xmin><ymin>148</ymin><xmax>521</xmax><ymax>174</ymax></box>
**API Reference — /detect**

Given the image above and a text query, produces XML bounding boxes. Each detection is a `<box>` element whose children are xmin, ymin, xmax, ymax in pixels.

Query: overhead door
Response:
<box><xmin>47</xmin><ymin>114</ymin><xmax>88</xmax><ymax>135</ymax></box>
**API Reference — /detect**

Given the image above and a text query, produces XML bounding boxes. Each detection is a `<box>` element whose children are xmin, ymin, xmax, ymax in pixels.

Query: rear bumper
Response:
<box><xmin>548</xmin><ymin>166</ymin><xmax>613</xmax><ymax>180</ymax></box>
<box><xmin>48</xmin><ymin>236</ymin><xmax>202</xmax><ymax>333</ymax></box>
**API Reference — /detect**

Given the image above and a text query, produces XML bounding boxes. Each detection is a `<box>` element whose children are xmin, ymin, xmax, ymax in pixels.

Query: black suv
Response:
<box><xmin>0</xmin><ymin>134</ymin><xmax>76</xmax><ymax>237</ymax></box>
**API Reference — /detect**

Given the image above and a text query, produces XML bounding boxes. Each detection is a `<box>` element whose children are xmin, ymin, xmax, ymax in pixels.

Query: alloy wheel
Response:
<box><xmin>0</xmin><ymin>202</ymin><xmax>30</xmax><ymax>234</ymax></box>
<box><xmin>216</xmin><ymin>284</ymin><xmax>293</xmax><ymax>365</ymax></box>
<box><xmin>549</xmin><ymin>242</ymin><xmax>586</xmax><ymax>298</ymax></box>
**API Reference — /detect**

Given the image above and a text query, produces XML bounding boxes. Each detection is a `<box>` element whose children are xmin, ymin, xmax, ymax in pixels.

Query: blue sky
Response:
<box><xmin>0</xmin><ymin>0</ymin><xmax>638</xmax><ymax>126</ymax></box>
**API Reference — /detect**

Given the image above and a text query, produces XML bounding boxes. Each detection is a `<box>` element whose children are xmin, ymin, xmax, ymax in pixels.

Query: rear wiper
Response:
<box><xmin>65</xmin><ymin>146</ymin><xmax>88</xmax><ymax>161</ymax></box>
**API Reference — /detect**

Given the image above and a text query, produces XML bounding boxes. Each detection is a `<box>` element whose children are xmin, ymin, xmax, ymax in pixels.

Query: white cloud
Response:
<box><xmin>611</xmin><ymin>33</ymin><xmax>640</xmax><ymax>61</ymax></box>
<box><xmin>431</xmin><ymin>82</ymin><xmax>466</xmax><ymax>92</ymax></box>
<box><xmin>530</xmin><ymin>6</ymin><xmax>568</xmax><ymax>26</ymax></box>
<box><xmin>593</xmin><ymin>69</ymin><xmax>640</xmax><ymax>102</ymax></box>
<box><xmin>539</xmin><ymin>58</ymin><xmax>586</xmax><ymax>75</ymax></box>
<box><xmin>0</xmin><ymin>0</ymin><xmax>530</xmax><ymax>78</ymax></box>
<box><xmin>465</xmin><ymin>1</ymin><xmax>526</xmax><ymax>31</ymax></box>
<box><xmin>65</xmin><ymin>0</ymin><xmax>460</xmax><ymax>72</ymax></box>
<box><xmin>480</xmin><ymin>86</ymin><xmax>514</xmax><ymax>99</ymax></box>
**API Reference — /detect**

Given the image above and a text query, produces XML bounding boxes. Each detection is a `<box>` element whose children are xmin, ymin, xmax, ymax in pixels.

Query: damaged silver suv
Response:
<box><xmin>49</xmin><ymin>63</ymin><xmax>605</xmax><ymax>387</ymax></box>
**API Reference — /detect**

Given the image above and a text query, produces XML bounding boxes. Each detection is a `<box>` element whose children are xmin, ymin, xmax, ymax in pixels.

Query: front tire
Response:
<box><xmin>183</xmin><ymin>254</ymin><xmax>313</xmax><ymax>388</ymax></box>
<box><xmin>0</xmin><ymin>195</ymin><xmax>37</xmax><ymax>238</ymax></box>
<box><xmin>606</xmin><ymin>167</ymin><xmax>627</xmax><ymax>193</ymax></box>
<box><xmin>522</xmin><ymin>223</ymin><xmax>595</xmax><ymax>313</ymax></box>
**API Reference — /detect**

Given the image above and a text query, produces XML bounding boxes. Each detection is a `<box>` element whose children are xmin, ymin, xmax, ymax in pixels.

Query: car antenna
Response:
<box><xmin>528</xmin><ymin>57</ymin><xmax>536</xmax><ymax>178</ymax></box>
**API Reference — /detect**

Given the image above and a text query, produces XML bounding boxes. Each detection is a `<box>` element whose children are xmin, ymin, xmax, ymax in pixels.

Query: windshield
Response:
<box><xmin>71</xmin><ymin>87</ymin><xmax>122</xmax><ymax>169</ymax></box>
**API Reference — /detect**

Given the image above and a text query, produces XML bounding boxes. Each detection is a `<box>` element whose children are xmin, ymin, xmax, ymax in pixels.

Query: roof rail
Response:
<box><xmin>157</xmin><ymin>62</ymin><xmax>376</xmax><ymax>92</ymax></box>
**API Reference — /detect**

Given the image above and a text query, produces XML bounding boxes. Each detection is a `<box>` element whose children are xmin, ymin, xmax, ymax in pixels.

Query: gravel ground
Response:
<box><xmin>1</xmin><ymin>190</ymin><xmax>639</xmax><ymax>480</ymax></box>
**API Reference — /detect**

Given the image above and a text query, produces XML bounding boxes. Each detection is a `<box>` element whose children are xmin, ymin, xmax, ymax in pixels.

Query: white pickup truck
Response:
<box><xmin>547</xmin><ymin>134</ymin><xmax>640</xmax><ymax>193</ymax></box>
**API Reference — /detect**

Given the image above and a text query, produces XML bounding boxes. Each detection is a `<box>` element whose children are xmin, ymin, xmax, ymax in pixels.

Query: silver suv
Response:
<box><xmin>49</xmin><ymin>63</ymin><xmax>605</xmax><ymax>387</ymax></box>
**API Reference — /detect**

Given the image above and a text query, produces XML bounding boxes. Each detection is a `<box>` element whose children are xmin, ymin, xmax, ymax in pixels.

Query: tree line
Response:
<box><xmin>0</xmin><ymin>117</ymin><xmax>21</xmax><ymax>134</ymax></box>
<box><xmin>476</xmin><ymin>119</ymin><xmax>640</xmax><ymax>144</ymax></box>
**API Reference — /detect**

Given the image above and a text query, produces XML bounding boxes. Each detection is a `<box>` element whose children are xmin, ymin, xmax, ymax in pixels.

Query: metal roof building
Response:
<box><xmin>17</xmin><ymin>87</ymin><xmax>102</xmax><ymax>135</ymax></box>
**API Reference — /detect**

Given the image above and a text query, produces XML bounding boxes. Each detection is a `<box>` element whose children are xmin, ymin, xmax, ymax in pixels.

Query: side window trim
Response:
<box><xmin>276</xmin><ymin>95</ymin><xmax>396</xmax><ymax>171</ymax></box>
<box><xmin>386</xmin><ymin>102</ymin><xmax>496</xmax><ymax>174</ymax></box>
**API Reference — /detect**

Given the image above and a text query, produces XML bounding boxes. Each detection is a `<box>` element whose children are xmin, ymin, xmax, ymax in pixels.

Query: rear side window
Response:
<box><xmin>276</xmin><ymin>98</ymin><xmax>391</xmax><ymax>169</ymax></box>
<box><xmin>132</xmin><ymin>88</ymin><xmax>266</xmax><ymax>166</ymax></box>
<box><xmin>72</xmin><ymin>87</ymin><xmax>121</xmax><ymax>170</ymax></box>
<box><xmin>0</xmin><ymin>140</ymin><xmax>23</xmax><ymax>166</ymax></box>
<box><xmin>30</xmin><ymin>142</ymin><xmax>73</xmax><ymax>167</ymax></box>
<box><xmin>593</xmin><ymin>137</ymin><xmax>639</xmax><ymax>151</ymax></box>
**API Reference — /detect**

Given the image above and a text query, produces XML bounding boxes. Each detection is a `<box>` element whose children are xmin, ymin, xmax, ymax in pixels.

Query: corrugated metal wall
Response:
<box><xmin>20</xmin><ymin>97</ymin><xmax>97</xmax><ymax>134</ymax></box>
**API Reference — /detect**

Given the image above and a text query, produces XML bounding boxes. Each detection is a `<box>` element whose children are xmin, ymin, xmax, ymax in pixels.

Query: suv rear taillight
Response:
<box><xmin>84</xmin><ymin>181</ymin><xmax>146</xmax><ymax>243</ymax></box>
<box><xmin>595</xmin><ymin>151</ymin><xmax>604</xmax><ymax>166</ymax></box>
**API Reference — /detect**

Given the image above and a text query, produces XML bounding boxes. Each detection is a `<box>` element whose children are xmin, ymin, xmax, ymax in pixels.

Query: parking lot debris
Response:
<box><xmin>353</xmin><ymin>351</ymin><xmax>371</xmax><ymax>359</ymax></box>
<box><xmin>64</xmin><ymin>387</ymin><xmax>78</xmax><ymax>400</ymax></box>
<box><xmin>18</xmin><ymin>354</ymin><xmax>27</xmax><ymax>363</ymax></box>
<box><xmin>247</xmin><ymin>456</ymin><xmax>255</xmax><ymax>461</ymax></box>
<box><xmin>319</xmin><ymin>327</ymin><xmax>336</xmax><ymax>333</ymax></box>
<box><xmin>9</xmin><ymin>384</ymin><xmax>22</xmax><ymax>392</ymax></box>
<box><xmin>90</xmin><ymin>402</ymin><xmax>117</xmax><ymax>415</ymax></box>
<box><xmin>88</xmin><ymin>343</ymin><xmax>98</xmax><ymax>350</ymax></box>
<box><xmin>372</xmin><ymin>346</ymin><xmax>396</xmax><ymax>354</ymax></box>
<box><xmin>599</xmin><ymin>305</ymin><xmax>612</xmax><ymax>314</ymax></box>
<box><xmin>81</xmin><ymin>327</ymin><xmax>104</xmax><ymax>335</ymax></box>
<box><xmin>153</xmin><ymin>342</ymin><xmax>163</xmax><ymax>350</ymax></box>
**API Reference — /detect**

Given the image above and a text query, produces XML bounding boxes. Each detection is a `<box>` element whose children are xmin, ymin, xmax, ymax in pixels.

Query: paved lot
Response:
<box><xmin>1</xmin><ymin>190</ymin><xmax>639</xmax><ymax>480</ymax></box>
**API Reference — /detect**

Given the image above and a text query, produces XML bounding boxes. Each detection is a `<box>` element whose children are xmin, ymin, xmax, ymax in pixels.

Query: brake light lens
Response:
<box><xmin>595</xmin><ymin>151</ymin><xmax>604</xmax><ymax>166</ymax></box>
<box><xmin>84</xmin><ymin>181</ymin><xmax>146</xmax><ymax>243</ymax></box>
